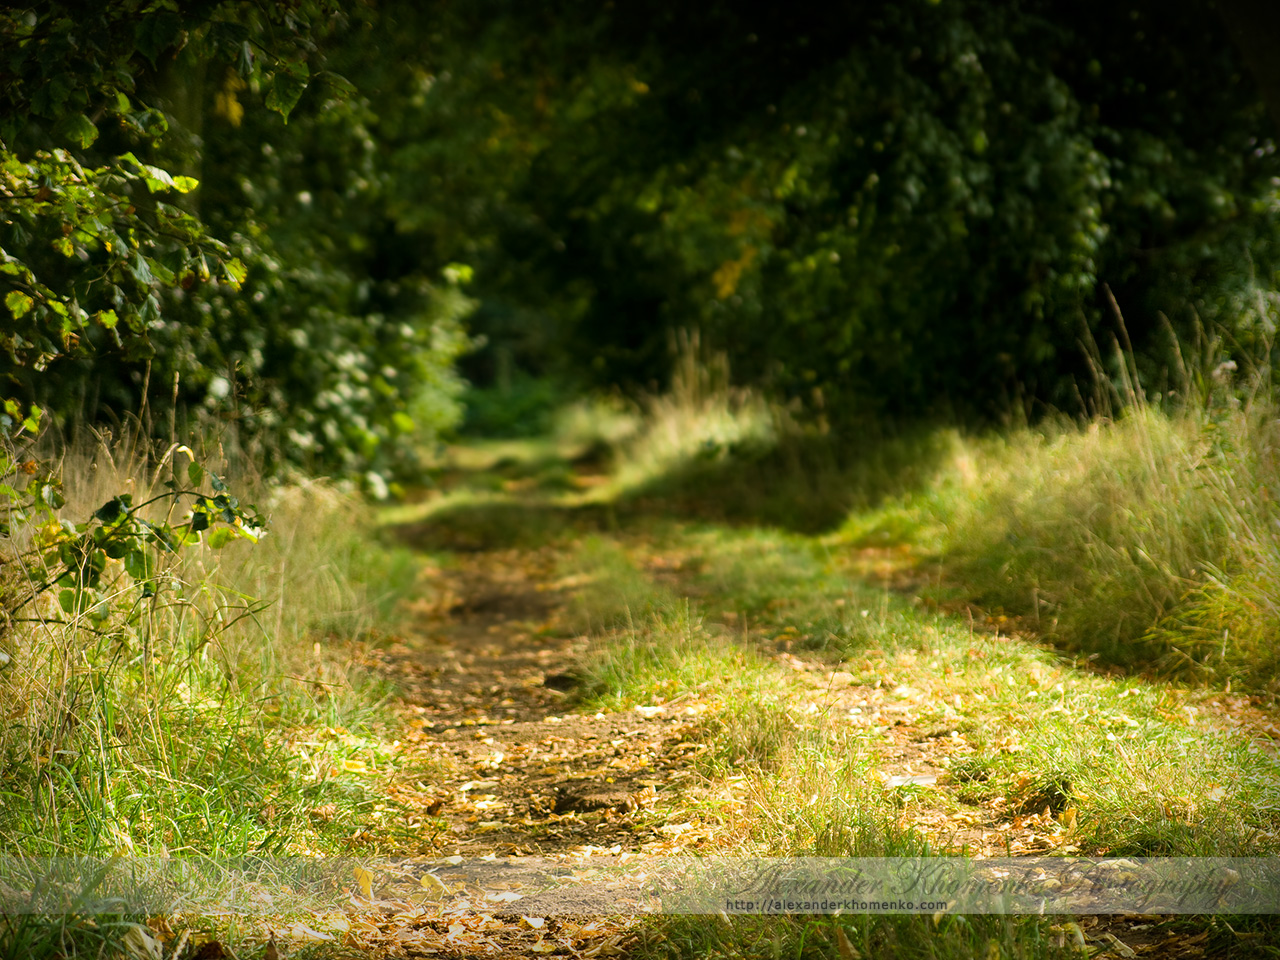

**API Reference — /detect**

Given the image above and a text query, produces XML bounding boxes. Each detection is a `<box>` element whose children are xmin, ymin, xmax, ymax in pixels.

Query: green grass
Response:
<box><xmin>399</xmin><ymin>349</ymin><xmax>1280</xmax><ymax>960</ymax></box>
<box><xmin>577</xmin><ymin>597</ymin><xmax>805</xmax><ymax>778</ymax></box>
<box><xmin>14</xmin><ymin>345</ymin><xmax>1280</xmax><ymax>959</ymax></box>
<box><xmin>635</xmin><ymin>913</ymin><xmax>1078</xmax><ymax>960</ymax></box>
<box><xmin>555</xmin><ymin>501</ymin><xmax>1280</xmax><ymax>956</ymax></box>
<box><xmin>561</xmin><ymin>536</ymin><xmax>675</xmax><ymax>633</ymax></box>
<box><xmin>0</xmin><ymin>435</ymin><xmax>438</xmax><ymax>957</ymax></box>
<box><xmin>845</xmin><ymin>402</ymin><xmax>1280</xmax><ymax>691</ymax></box>
<box><xmin>0</xmin><ymin>468</ymin><xmax>416</xmax><ymax>858</ymax></box>
<box><xmin>546</xmin><ymin>489</ymin><xmax>1280</xmax><ymax>864</ymax></box>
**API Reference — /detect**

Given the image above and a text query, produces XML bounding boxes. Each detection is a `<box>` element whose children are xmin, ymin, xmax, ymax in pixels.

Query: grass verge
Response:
<box><xmin>847</xmin><ymin>400</ymin><xmax>1280</xmax><ymax>692</ymax></box>
<box><xmin>557</xmin><ymin>515</ymin><xmax>1280</xmax><ymax>955</ymax></box>
<box><xmin>0</xmin><ymin>433</ymin><xmax>435</xmax><ymax>955</ymax></box>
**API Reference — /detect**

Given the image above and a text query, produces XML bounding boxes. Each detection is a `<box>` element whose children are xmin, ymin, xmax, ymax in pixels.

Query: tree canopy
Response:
<box><xmin>1</xmin><ymin>1</ymin><xmax>472</xmax><ymax>485</ymax></box>
<box><xmin>403</xmin><ymin>0</ymin><xmax>1280</xmax><ymax>421</ymax></box>
<box><xmin>3</xmin><ymin>0</ymin><xmax>1279</xmax><ymax>469</ymax></box>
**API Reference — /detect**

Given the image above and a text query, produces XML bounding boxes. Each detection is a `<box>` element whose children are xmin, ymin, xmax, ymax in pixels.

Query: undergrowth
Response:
<box><xmin>849</xmin><ymin>396</ymin><xmax>1280</xmax><ymax>690</ymax></box>
<box><xmin>0</xmin><ymin>430</ymin><xmax>427</xmax><ymax>955</ymax></box>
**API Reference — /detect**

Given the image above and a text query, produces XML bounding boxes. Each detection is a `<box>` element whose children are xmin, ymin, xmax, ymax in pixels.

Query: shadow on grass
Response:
<box><xmin>389</xmin><ymin>498</ymin><xmax>616</xmax><ymax>552</ymax></box>
<box><xmin>390</xmin><ymin>428</ymin><xmax>954</xmax><ymax>551</ymax></box>
<box><xmin>614</xmin><ymin>427</ymin><xmax>953</xmax><ymax>534</ymax></box>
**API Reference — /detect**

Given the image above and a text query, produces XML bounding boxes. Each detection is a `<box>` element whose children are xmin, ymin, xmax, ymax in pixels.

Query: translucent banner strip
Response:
<box><xmin>1</xmin><ymin>857</ymin><xmax>1276</xmax><ymax>916</ymax></box>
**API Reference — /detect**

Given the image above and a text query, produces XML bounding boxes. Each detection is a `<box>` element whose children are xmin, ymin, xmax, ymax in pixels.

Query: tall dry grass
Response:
<box><xmin>607</xmin><ymin>330</ymin><xmax>777</xmax><ymax>494</ymax></box>
<box><xmin>0</xmin><ymin>430</ymin><xmax>419</xmax><ymax>859</ymax></box>
<box><xmin>860</xmin><ymin>362</ymin><xmax>1280</xmax><ymax>688</ymax></box>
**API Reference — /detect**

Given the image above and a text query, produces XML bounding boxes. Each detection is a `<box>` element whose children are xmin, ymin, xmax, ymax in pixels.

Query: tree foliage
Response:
<box><xmin>1</xmin><ymin>1</ymin><xmax>473</xmax><ymax>483</ymax></box>
<box><xmin>398</xmin><ymin>0</ymin><xmax>1280</xmax><ymax>421</ymax></box>
<box><xmin>4</xmin><ymin>0</ymin><xmax>1279</xmax><ymax>463</ymax></box>
<box><xmin>0</xmin><ymin>2</ymin><xmax>318</xmax><ymax>373</ymax></box>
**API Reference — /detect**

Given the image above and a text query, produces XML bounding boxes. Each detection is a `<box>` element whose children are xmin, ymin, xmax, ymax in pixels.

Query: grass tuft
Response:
<box><xmin>0</xmin><ymin>436</ymin><xmax>422</xmax><ymax>860</ymax></box>
<box><xmin>853</xmin><ymin>402</ymin><xmax>1280</xmax><ymax>690</ymax></box>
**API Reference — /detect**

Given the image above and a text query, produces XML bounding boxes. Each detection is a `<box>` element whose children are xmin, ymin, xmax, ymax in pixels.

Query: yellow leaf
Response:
<box><xmin>288</xmin><ymin>923</ymin><xmax>334</xmax><ymax>942</ymax></box>
<box><xmin>120</xmin><ymin>924</ymin><xmax>163</xmax><ymax>960</ymax></box>
<box><xmin>353</xmin><ymin>865</ymin><xmax>373</xmax><ymax>899</ymax></box>
<box><xmin>1059</xmin><ymin>806</ymin><xmax>1078</xmax><ymax>832</ymax></box>
<box><xmin>5</xmin><ymin>291</ymin><xmax>34</xmax><ymax>319</ymax></box>
<box><xmin>419</xmin><ymin>873</ymin><xmax>448</xmax><ymax>899</ymax></box>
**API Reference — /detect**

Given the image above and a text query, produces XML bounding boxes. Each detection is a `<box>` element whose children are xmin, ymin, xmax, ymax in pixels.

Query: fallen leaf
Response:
<box><xmin>885</xmin><ymin>774</ymin><xmax>938</xmax><ymax>789</ymax></box>
<box><xmin>120</xmin><ymin>925</ymin><xmax>163</xmax><ymax>960</ymax></box>
<box><xmin>485</xmin><ymin>891</ymin><xmax>524</xmax><ymax>903</ymax></box>
<box><xmin>420</xmin><ymin>873</ymin><xmax>449</xmax><ymax>899</ymax></box>
<box><xmin>288</xmin><ymin>923</ymin><xmax>334</xmax><ymax>942</ymax></box>
<box><xmin>1059</xmin><ymin>806</ymin><xmax>1078</xmax><ymax>832</ymax></box>
<box><xmin>836</xmin><ymin>924</ymin><xmax>861</xmax><ymax>959</ymax></box>
<box><xmin>1095</xmin><ymin>932</ymin><xmax>1136</xmax><ymax>957</ymax></box>
<box><xmin>583</xmin><ymin>935</ymin><xmax>626</xmax><ymax>957</ymax></box>
<box><xmin>354</xmin><ymin>865</ymin><xmax>374</xmax><ymax>899</ymax></box>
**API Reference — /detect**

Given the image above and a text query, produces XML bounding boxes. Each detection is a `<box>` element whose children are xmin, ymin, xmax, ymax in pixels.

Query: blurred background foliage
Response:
<box><xmin>415</xmin><ymin>0</ymin><xmax>1280</xmax><ymax>424</ymax></box>
<box><xmin>4</xmin><ymin>0</ymin><xmax>1280</xmax><ymax>468</ymax></box>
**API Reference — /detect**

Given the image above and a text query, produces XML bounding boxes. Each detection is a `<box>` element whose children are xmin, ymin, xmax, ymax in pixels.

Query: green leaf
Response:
<box><xmin>52</xmin><ymin>237</ymin><xmax>74</xmax><ymax>257</ymax></box>
<box><xmin>5</xmin><ymin>291</ymin><xmax>34</xmax><ymax>319</ymax></box>
<box><xmin>140</xmin><ymin>164</ymin><xmax>175</xmax><ymax>193</ymax></box>
<box><xmin>223</xmin><ymin>258</ymin><xmax>247</xmax><ymax>289</ymax></box>
<box><xmin>207</xmin><ymin>527</ymin><xmax>236</xmax><ymax>549</ymax></box>
<box><xmin>61</xmin><ymin>114</ymin><xmax>99</xmax><ymax>149</ymax></box>
<box><xmin>135</xmin><ymin>11</ymin><xmax>183</xmax><ymax>65</ymax></box>
<box><xmin>265</xmin><ymin>61</ymin><xmax>310</xmax><ymax>120</ymax></box>
<box><xmin>87</xmin><ymin>597</ymin><xmax>111</xmax><ymax>623</ymax></box>
<box><xmin>95</xmin><ymin>309</ymin><xmax>119</xmax><ymax>330</ymax></box>
<box><xmin>130</xmin><ymin>109</ymin><xmax>169</xmax><ymax>140</ymax></box>
<box><xmin>188</xmin><ymin>461</ymin><xmax>205</xmax><ymax>487</ymax></box>
<box><xmin>122</xmin><ymin>333</ymin><xmax>156</xmax><ymax>361</ymax></box>
<box><xmin>39</xmin><ymin>482</ymin><xmax>65</xmax><ymax>509</ymax></box>
<box><xmin>124</xmin><ymin>549</ymin><xmax>154</xmax><ymax>581</ymax></box>
<box><xmin>94</xmin><ymin>498</ymin><xmax>128</xmax><ymax>523</ymax></box>
<box><xmin>318</xmin><ymin>71</ymin><xmax>357</xmax><ymax>100</ymax></box>
<box><xmin>58</xmin><ymin>589</ymin><xmax>76</xmax><ymax>614</ymax></box>
<box><xmin>171</xmin><ymin>175</ymin><xmax>199</xmax><ymax>193</ymax></box>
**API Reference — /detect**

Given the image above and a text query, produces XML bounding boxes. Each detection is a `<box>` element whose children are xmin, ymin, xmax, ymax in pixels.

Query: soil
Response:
<box><xmin>341</xmin><ymin>537</ymin><xmax>1277</xmax><ymax>959</ymax></box>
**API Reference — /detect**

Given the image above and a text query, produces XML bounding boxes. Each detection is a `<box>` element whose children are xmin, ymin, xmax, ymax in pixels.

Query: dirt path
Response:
<box><xmin>341</xmin><ymin>528</ymin><xmax>1279</xmax><ymax>959</ymax></box>
<box><xmin>352</xmin><ymin>548</ymin><xmax>699</xmax><ymax>956</ymax></box>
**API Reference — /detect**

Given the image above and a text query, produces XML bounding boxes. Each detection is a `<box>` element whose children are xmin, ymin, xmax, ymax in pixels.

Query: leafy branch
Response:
<box><xmin>0</xmin><ymin>406</ymin><xmax>266</xmax><ymax>634</ymax></box>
